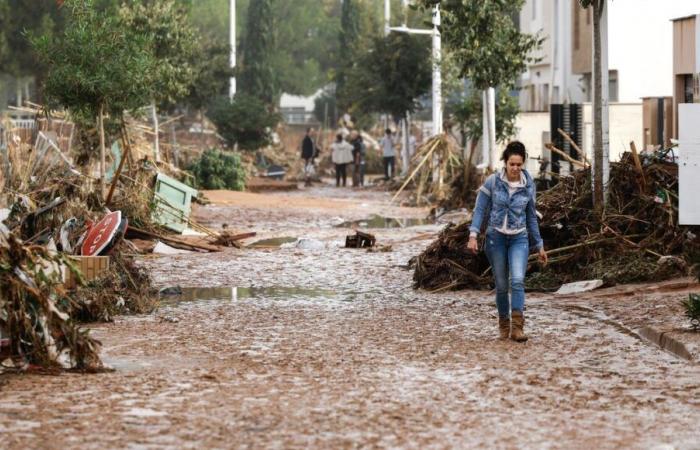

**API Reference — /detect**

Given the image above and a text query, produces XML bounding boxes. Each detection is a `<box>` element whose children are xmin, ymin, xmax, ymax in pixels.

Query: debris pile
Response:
<box><xmin>0</xmin><ymin>229</ymin><xmax>102</xmax><ymax>370</ymax></box>
<box><xmin>411</xmin><ymin>151</ymin><xmax>700</xmax><ymax>292</ymax></box>
<box><xmin>392</xmin><ymin>134</ymin><xmax>463</xmax><ymax>206</ymax></box>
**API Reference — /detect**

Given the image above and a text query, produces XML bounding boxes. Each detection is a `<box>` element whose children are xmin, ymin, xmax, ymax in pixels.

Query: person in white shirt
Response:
<box><xmin>330</xmin><ymin>133</ymin><xmax>354</xmax><ymax>187</ymax></box>
<box><xmin>379</xmin><ymin>128</ymin><xmax>396</xmax><ymax>180</ymax></box>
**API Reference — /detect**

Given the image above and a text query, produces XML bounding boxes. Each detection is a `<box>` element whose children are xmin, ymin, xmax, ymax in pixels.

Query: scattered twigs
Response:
<box><xmin>557</xmin><ymin>128</ymin><xmax>589</xmax><ymax>165</ymax></box>
<box><xmin>545</xmin><ymin>143</ymin><xmax>589</xmax><ymax>168</ymax></box>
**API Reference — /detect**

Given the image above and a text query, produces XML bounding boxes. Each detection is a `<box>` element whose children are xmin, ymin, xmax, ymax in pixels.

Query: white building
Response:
<box><xmin>519</xmin><ymin>0</ymin><xmax>700</xmax><ymax>111</ymax></box>
<box><xmin>519</xmin><ymin>0</ymin><xmax>585</xmax><ymax>111</ymax></box>
<box><xmin>279</xmin><ymin>89</ymin><xmax>324</xmax><ymax>125</ymax></box>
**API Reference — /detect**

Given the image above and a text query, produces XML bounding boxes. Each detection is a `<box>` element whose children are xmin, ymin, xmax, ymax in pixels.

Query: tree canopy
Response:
<box><xmin>344</xmin><ymin>32</ymin><xmax>431</xmax><ymax>121</ymax></box>
<box><xmin>31</xmin><ymin>0</ymin><xmax>156</xmax><ymax>121</ymax></box>
<box><xmin>417</xmin><ymin>0</ymin><xmax>542</xmax><ymax>90</ymax></box>
<box><xmin>238</xmin><ymin>0</ymin><xmax>277</xmax><ymax>105</ymax></box>
<box><xmin>118</xmin><ymin>0</ymin><xmax>197</xmax><ymax>108</ymax></box>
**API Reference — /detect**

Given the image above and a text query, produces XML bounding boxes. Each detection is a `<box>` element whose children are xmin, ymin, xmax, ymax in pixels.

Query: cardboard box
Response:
<box><xmin>64</xmin><ymin>256</ymin><xmax>110</xmax><ymax>289</ymax></box>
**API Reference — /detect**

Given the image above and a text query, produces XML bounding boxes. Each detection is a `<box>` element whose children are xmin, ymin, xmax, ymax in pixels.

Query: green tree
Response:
<box><xmin>32</xmin><ymin>0</ymin><xmax>156</xmax><ymax>193</ymax></box>
<box><xmin>185</xmin><ymin>39</ymin><xmax>235</xmax><ymax>112</ymax></box>
<box><xmin>0</xmin><ymin>0</ymin><xmax>64</xmax><ymax>104</ymax></box>
<box><xmin>190</xmin><ymin>0</ymin><xmax>342</xmax><ymax>97</ymax></box>
<box><xmin>336</xmin><ymin>0</ymin><xmax>361</xmax><ymax>110</ymax></box>
<box><xmin>345</xmin><ymin>33</ymin><xmax>431</xmax><ymax>122</ymax></box>
<box><xmin>118</xmin><ymin>0</ymin><xmax>197</xmax><ymax>108</ymax></box>
<box><xmin>418</xmin><ymin>0</ymin><xmax>541</xmax><ymax>91</ymax></box>
<box><xmin>451</xmin><ymin>87</ymin><xmax>518</xmax><ymax>145</ymax></box>
<box><xmin>189</xmin><ymin>148</ymin><xmax>247</xmax><ymax>191</ymax></box>
<box><xmin>207</xmin><ymin>94</ymin><xmax>280</xmax><ymax>151</ymax></box>
<box><xmin>239</xmin><ymin>0</ymin><xmax>277</xmax><ymax>105</ymax></box>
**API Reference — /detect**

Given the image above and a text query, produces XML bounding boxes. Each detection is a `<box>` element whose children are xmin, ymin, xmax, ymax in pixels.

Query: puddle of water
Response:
<box><xmin>335</xmin><ymin>214</ymin><xmax>433</xmax><ymax>229</ymax></box>
<box><xmin>161</xmin><ymin>286</ymin><xmax>342</xmax><ymax>304</ymax></box>
<box><xmin>248</xmin><ymin>237</ymin><xmax>298</xmax><ymax>248</ymax></box>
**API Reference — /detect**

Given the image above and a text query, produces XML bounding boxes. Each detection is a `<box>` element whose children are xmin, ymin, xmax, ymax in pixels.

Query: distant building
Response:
<box><xmin>279</xmin><ymin>89</ymin><xmax>323</xmax><ymax>125</ymax></box>
<box><xmin>520</xmin><ymin>0</ymin><xmax>699</xmax><ymax>111</ymax></box>
<box><xmin>671</xmin><ymin>14</ymin><xmax>700</xmax><ymax>136</ymax></box>
<box><xmin>518</xmin><ymin>0</ymin><xmax>586</xmax><ymax>111</ymax></box>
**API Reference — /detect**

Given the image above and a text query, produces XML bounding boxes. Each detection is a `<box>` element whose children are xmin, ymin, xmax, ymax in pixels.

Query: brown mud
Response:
<box><xmin>1</xmin><ymin>182</ymin><xmax>698</xmax><ymax>449</ymax></box>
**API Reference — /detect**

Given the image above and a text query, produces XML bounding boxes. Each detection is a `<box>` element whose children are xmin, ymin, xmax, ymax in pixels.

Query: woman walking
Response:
<box><xmin>467</xmin><ymin>141</ymin><xmax>548</xmax><ymax>342</ymax></box>
<box><xmin>330</xmin><ymin>133</ymin><xmax>353</xmax><ymax>187</ymax></box>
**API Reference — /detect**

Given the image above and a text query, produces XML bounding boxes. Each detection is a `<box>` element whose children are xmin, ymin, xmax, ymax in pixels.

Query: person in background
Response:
<box><xmin>330</xmin><ymin>133</ymin><xmax>354</xmax><ymax>187</ymax></box>
<box><xmin>380</xmin><ymin>128</ymin><xmax>396</xmax><ymax>181</ymax></box>
<box><xmin>467</xmin><ymin>141</ymin><xmax>548</xmax><ymax>342</ymax></box>
<box><xmin>350</xmin><ymin>131</ymin><xmax>366</xmax><ymax>187</ymax></box>
<box><xmin>301</xmin><ymin>127</ymin><xmax>316</xmax><ymax>186</ymax></box>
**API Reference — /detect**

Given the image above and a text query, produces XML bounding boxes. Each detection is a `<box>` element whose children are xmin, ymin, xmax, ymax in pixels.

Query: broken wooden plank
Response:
<box><xmin>127</xmin><ymin>226</ymin><xmax>223</xmax><ymax>252</ymax></box>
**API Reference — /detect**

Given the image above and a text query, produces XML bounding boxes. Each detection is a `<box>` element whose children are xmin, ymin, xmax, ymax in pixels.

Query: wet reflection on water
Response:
<box><xmin>335</xmin><ymin>215</ymin><xmax>433</xmax><ymax>229</ymax></box>
<box><xmin>161</xmin><ymin>286</ymin><xmax>344</xmax><ymax>303</ymax></box>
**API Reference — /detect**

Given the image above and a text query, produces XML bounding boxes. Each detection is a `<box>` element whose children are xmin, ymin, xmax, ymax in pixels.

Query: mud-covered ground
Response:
<box><xmin>1</xmin><ymin>182</ymin><xmax>699</xmax><ymax>449</ymax></box>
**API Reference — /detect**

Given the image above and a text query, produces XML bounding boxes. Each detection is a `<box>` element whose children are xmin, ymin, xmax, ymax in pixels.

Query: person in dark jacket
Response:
<box><xmin>350</xmin><ymin>131</ymin><xmax>366</xmax><ymax>187</ymax></box>
<box><xmin>301</xmin><ymin>128</ymin><xmax>316</xmax><ymax>186</ymax></box>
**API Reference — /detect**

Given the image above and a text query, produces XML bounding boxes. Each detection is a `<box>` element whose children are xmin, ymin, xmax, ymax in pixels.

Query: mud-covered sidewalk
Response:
<box><xmin>1</xmin><ymin>182</ymin><xmax>699</xmax><ymax>449</ymax></box>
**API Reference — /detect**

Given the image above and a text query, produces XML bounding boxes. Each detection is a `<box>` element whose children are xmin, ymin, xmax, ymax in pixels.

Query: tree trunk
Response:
<box><xmin>98</xmin><ymin>104</ymin><xmax>106</xmax><ymax>198</ymax></box>
<box><xmin>592</xmin><ymin>1</ymin><xmax>604</xmax><ymax>214</ymax></box>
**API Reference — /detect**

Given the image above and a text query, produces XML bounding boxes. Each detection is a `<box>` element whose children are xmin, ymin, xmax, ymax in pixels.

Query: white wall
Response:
<box><xmin>507</xmin><ymin>103</ymin><xmax>643</xmax><ymax>172</ymax></box>
<box><xmin>608</xmin><ymin>0</ymin><xmax>700</xmax><ymax>101</ymax></box>
<box><xmin>509</xmin><ymin>112</ymin><xmax>550</xmax><ymax>175</ymax></box>
<box><xmin>582</xmin><ymin>102</ymin><xmax>643</xmax><ymax>162</ymax></box>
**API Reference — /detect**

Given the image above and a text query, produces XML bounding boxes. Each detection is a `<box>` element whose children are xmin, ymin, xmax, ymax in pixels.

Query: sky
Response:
<box><xmin>608</xmin><ymin>0</ymin><xmax>699</xmax><ymax>101</ymax></box>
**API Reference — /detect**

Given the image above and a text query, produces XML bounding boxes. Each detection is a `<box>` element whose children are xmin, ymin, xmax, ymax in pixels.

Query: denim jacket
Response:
<box><xmin>469</xmin><ymin>169</ymin><xmax>544</xmax><ymax>250</ymax></box>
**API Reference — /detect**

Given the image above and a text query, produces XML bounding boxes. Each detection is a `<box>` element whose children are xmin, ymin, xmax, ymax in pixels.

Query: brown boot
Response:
<box><xmin>498</xmin><ymin>317</ymin><xmax>510</xmax><ymax>340</ymax></box>
<box><xmin>510</xmin><ymin>311</ymin><xmax>528</xmax><ymax>342</ymax></box>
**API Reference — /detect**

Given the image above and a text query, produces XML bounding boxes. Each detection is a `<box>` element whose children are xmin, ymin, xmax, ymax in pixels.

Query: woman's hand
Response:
<box><xmin>538</xmin><ymin>247</ymin><xmax>548</xmax><ymax>266</ymax></box>
<box><xmin>467</xmin><ymin>237</ymin><xmax>478</xmax><ymax>254</ymax></box>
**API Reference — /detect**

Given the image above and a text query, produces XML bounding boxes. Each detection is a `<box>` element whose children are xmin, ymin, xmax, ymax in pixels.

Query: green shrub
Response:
<box><xmin>189</xmin><ymin>149</ymin><xmax>246</xmax><ymax>190</ymax></box>
<box><xmin>206</xmin><ymin>94</ymin><xmax>280</xmax><ymax>150</ymax></box>
<box><xmin>682</xmin><ymin>294</ymin><xmax>700</xmax><ymax>331</ymax></box>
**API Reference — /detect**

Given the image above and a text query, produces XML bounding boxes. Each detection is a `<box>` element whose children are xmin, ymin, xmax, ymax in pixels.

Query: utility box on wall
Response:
<box><xmin>678</xmin><ymin>103</ymin><xmax>700</xmax><ymax>225</ymax></box>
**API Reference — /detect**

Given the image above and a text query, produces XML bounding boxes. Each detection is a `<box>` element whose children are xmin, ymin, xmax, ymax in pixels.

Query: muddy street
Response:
<box><xmin>1</xmin><ymin>182</ymin><xmax>699</xmax><ymax>449</ymax></box>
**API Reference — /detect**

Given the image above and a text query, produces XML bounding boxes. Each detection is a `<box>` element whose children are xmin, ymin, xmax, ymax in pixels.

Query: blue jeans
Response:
<box><xmin>484</xmin><ymin>229</ymin><xmax>529</xmax><ymax>318</ymax></box>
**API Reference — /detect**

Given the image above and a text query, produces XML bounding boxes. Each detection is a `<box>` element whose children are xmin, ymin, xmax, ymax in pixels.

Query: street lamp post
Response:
<box><xmin>229</xmin><ymin>0</ymin><xmax>237</xmax><ymax>99</ymax></box>
<box><xmin>388</xmin><ymin>4</ymin><xmax>442</xmax><ymax>176</ymax></box>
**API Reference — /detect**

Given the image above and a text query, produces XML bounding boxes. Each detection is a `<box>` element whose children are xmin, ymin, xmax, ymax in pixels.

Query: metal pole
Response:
<box><xmin>488</xmin><ymin>87</ymin><xmax>496</xmax><ymax>171</ymax></box>
<box><xmin>431</xmin><ymin>5</ymin><xmax>442</xmax><ymax>136</ymax></box>
<box><xmin>600</xmin><ymin>1</ymin><xmax>609</xmax><ymax>200</ymax></box>
<box><xmin>481</xmin><ymin>90</ymin><xmax>489</xmax><ymax>168</ymax></box>
<box><xmin>384</xmin><ymin>0</ymin><xmax>391</xmax><ymax>36</ymax></box>
<box><xmin>229</xmin><ymin>0</ymin><xmax>237</xmax><ymax>98</ymax></box>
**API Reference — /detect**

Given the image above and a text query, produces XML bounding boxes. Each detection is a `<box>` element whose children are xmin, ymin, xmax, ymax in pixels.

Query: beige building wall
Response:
<box><xmin>571</xmin><ymin>0</ymin><xmax>592</xmax><ymax>75</ymax></box>
<box><xmin>583</xmin><ymin>103</ymin><xmax>644</xmax><ymax>161</ymax></box>
<box><xmin>508</xmin><ymin>104</ymin><xmax>643</xmax><ymax>169</ymax></box>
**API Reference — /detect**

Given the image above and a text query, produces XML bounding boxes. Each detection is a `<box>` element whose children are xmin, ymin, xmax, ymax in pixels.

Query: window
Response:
<box><xmin>608</xmin><ymin>70</ymin><xmax>619</xmax><ymax>102</ymax></box>
<box><xmin>684</xmin><ymin>75</ymin><xmax>694</xmax><ymax>103</ymax></box>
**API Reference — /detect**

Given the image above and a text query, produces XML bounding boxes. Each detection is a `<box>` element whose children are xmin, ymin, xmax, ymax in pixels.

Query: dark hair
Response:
<box><xmin>306</xmin><ymin>127</ymin><xmax>312</xmax><ymax>133</ymax></box>
<box><xmin>385</xmin><ymin>128</ymin><xmax>392</xmax><ymax>135</ymax></box>
<box><xmin>336</xmin><ymin>133</ymin><xmax>343</xmax><ymax>142</ymax></box>
<box><xmin>501</xmin><ymin>141</ymin><xmax>527</xmax><ymax>162</ymax></box>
